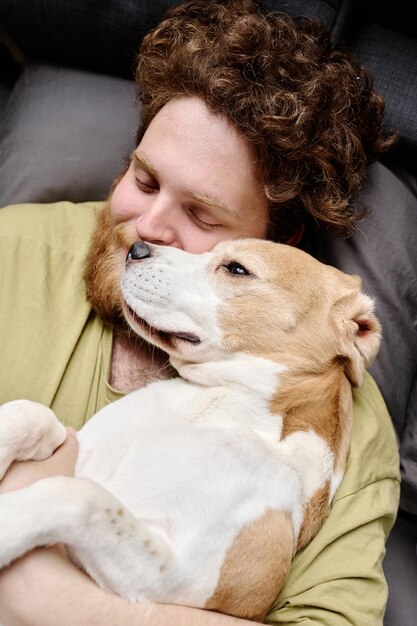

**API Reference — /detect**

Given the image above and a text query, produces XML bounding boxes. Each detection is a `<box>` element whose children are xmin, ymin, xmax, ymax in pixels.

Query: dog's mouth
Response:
<box><xmin>123</xmin><ymin>304</ymin><xmax>201</xmax><ymax>347</ymax></box>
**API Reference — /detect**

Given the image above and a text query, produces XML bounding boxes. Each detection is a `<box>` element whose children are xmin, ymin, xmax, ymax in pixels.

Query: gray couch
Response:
<box><xmin>1</xmin><ymin>1</ymin><xmax>416</xmax><ymax>623</ymax></box>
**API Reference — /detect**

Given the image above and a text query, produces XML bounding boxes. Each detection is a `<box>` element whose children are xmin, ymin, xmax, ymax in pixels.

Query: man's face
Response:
<box><xmin>84</xmin><ymin>96</ymin><xmax>269</xmax><ymax>324</ymax></box>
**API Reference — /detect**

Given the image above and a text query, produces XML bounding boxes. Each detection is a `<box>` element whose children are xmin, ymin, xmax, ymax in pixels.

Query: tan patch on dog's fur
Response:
<box><xmin>205</xmin><ymin>509</ymin><xmax>293</xmax><ymax>621</ymax></box>
<box><xmin>333</xmin><ymin>374</ymin><xmax>354</xmax><ymax>474</ymax></box>
<box><xmin>297</xmin><ymin>483</ymin><xmax>330</xmax><ymax>551</ymax></box>
<box><xmin>272</xmin><ymin>364</ymin><xmax>353</xmax><ymax>478</ymax></box>
<box><xmin>271</xmin><ymin>366</ymin><xmax>353</xmax><ymax>550</ymax></box>
<box><xmin>272</xmin><ymin>365</ymin><xmax>350</xmax><ymax>452</ymax></box>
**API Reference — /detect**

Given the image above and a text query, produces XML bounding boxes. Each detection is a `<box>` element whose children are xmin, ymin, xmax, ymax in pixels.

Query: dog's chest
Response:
<box><xmin>75</xmin><ymin>378</ymin><xmax>297</xmax><ymax>537</ymax></box>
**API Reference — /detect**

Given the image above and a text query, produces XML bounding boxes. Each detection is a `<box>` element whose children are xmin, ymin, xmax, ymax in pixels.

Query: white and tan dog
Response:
<box><xmin>0</xmin><ymin>239</ymin><xmax>380</xmax><ymax>621</ymax></box>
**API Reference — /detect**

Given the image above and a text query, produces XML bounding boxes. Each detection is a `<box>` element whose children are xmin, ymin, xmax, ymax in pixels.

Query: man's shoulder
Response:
<box><xmin>0</xmin><ymin>201</ymin><xmax>104</xmax><ymax>248</ymax></box>
<box><xmin>0</xmin><ymin>201</ymin><xmax>106</xmax><ymax>411</ymax></box>
<box><xmin>336</xmin><ymin>373</ymin><xmax>400</xmax><ymax>500</ymax></box>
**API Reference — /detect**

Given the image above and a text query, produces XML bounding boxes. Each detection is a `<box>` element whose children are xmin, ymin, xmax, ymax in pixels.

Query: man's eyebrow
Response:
<box><xmin>132</xmin><ymin>151</ymin><xmax>157</xmax><ymax>177</ymax></box>
<box><xmin>188</xmin><ymin>192</ymin><xmax>238</xmax><ymax>217</ymax></box>
<box><xmin>133</xmin><ymin>150</ymin><xmax>238</xmax><ymax>216</ymax></box>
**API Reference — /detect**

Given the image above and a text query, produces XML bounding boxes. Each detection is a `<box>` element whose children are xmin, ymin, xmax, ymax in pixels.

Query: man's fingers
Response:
<box><xmin>0</xmin><ymin>427</ymin><xmax>79</xmax><ymax>494</ymax></box>
<box><xmin>66</xmin><ymin>426</ymin><xmax>78</xmax><ymax>442</ymax></box>
<box><xmin>44</xmin><ymin>428</ymin><xmax>79</xmax><ymax>472</ymax></box>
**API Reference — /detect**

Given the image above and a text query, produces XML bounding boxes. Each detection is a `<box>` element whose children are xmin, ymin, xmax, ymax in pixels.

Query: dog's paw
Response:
<box><xmin>0</xmin><ymin>400</ymin><xmax>67</xmax><ymax>478</ymax></box>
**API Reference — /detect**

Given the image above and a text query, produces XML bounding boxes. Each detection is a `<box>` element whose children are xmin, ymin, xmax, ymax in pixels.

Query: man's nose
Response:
<box><xmin>135</xmin><ymin>202</ymin><xmax>176</xmax><ymax>246</ymax></box>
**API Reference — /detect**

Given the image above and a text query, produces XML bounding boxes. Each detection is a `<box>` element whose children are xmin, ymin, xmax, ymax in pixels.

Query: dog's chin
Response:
<box><xmin>122</xmin><ymin>303</ymin><xmax>201</xmax><ymax>352</ymax></box>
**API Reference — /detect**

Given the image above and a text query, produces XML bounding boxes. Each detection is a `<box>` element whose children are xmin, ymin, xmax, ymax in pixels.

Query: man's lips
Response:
<box><xmin>123</xmin><ymin>304</ymin><xmax>201</xmax><ymax>345</ymax></box>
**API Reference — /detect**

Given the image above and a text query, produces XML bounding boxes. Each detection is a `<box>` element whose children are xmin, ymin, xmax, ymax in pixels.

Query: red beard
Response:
<box><xmin>83</xmin><ymin>203</ymin><xmax>137</xmax><ymax>329</ymax></box>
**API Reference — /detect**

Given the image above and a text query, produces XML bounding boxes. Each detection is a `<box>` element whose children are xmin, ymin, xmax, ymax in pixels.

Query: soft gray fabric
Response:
<box><xmin>0</xmin><ymin>62</ymin><xmax>138</xmax><ymax>206</ymax></box>
<box><xmin>265</xmin><ymin>0</ymin><xmax>338</xmax><ymax>26</ymax></box>
<box><xmin>383</xmin><ymin>511</ymin><xmax>417</xmax><ymax>626</ymax></box>
<box><xmin>0</xmin><ymin>0</ymin><xmax>342</xmax><ymax>76</ymax></box>
<box><xmin>0</xmin><ymin>82</ymin><xmax>10</xmax><ymax>116</ymax></box>
<box><xmin>353</xmin><ymin>24</ymin><xmax>417</xmax><ymax>176</ymax></box>
<box><xmin>361</xmin><ymin>0</ymin><xmax>417</xmax><ymax>40</ymax></box>
<box><xmin>316</xmin><ymin>162</ymin><xmax>417</xmax><ymax>514</ymax></box>
<box><xmin>0</xmin><ymin>43</ymin><xmax>18</xmax><ymax>116</ymax></box>
<box><xmin>0</xmin><ymin>0</ymin><xmax>180</xmax><ymax>77</ymax></box>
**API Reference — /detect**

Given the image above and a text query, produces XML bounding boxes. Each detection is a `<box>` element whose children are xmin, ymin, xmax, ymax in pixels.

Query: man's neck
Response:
<box><xmin>109</xmin><ymin>329</ymin><xmax>176</xmax><ymax>393</ymax></box>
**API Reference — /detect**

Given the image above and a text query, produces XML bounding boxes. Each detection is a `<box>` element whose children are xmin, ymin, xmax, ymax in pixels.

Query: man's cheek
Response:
<box><xmin>109</xmin><ymin>176</ymin><xmax>139</xmax><ymax>224</ymax></box>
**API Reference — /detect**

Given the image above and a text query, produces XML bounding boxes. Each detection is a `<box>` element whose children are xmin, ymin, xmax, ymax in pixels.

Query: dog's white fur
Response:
<box><xmin>0</xmin><ymin>239</ymin><xmax>381</xmax><ymax>620</ymax></box>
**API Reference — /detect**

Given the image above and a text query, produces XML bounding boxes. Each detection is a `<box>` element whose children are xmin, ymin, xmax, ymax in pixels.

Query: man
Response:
<box><xmin>0</xmin><ymin>2</ymin><xmax>399</xmax><ymax>624</ymax></box>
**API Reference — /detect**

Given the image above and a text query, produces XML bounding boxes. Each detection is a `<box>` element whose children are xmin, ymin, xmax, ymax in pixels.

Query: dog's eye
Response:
<box><xmin>224</xmin><ymin>262</ymin><xmax>250</xmax><ymax>276</ymax></box>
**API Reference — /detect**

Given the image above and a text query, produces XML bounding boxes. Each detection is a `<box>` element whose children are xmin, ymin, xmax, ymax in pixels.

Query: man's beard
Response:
<box><xmin>83</xmin><ymin>203</ymin><xmax>137</xmax><ymax>329</ymax></box>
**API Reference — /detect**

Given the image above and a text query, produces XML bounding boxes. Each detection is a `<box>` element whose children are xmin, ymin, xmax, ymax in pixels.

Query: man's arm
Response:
<box><xmin>0</xmin><ymin>479</ymin><xmax>399</xmax><ymax>626</ymax></box>
<box><xmin>0</xmin><ymin>548</ymin><xmax>251</xmax><ymax>626</ymax></box>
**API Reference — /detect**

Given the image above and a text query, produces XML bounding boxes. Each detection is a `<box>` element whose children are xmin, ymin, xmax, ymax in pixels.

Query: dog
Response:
<box><xmin>0</xmin><ymin>239</ymin><xmax>380</xmax><ymax>621</ymax></box>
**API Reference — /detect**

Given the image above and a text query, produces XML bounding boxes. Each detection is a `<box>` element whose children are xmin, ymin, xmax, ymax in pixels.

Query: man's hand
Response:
<box><xmin>0</xmin><ymin>427</ymin><xmax>78</xmax><ymax>494</ymax></box>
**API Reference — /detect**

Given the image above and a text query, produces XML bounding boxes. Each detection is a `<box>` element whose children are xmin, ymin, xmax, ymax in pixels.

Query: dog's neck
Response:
<box><xmin>109</xmin><ymin>330</ymin><xmax>176</xmax><ymax>392</ymax></box>
<box><xmin>173</xmin><ymin>353</ymin><xmax>287</xmax><ymax>397</ymax></box>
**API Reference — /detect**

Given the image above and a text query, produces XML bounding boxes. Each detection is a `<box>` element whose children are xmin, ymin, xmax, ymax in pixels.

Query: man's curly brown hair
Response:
<box><xmin>135</xmin><ymin>0</ymin><xmax>397</xmax><ymax>241</ymax></box>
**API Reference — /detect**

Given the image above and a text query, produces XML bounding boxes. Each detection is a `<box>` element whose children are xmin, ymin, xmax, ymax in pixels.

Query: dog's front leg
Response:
<box><xmin>0</xmin><ymin>476</ymin><xmax>173</xmax><ymax>602</ymax></box>
<box><xmin>0</xmin><ymin>400</ymin><xmax>67</xmax><ymax>479</ymax></box>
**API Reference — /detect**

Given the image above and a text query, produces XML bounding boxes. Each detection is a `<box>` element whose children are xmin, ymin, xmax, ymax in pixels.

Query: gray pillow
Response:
<box><xmin>353</xmin><ymin>24</ymin><xmax>417</xmax><ymax>176</ymax></box>
<box><xmin>0</xmin><ymin>61</ymin><xmax>138</xmax><ymax>206</ymax></box>
<box><xmin>0</xmin><ymin>0</ymin><xmax>342</xmax><ymax>77</ymax></box>
<box><xmin>0</xmin><ymin>82</ymin><xmax>10</xmax><ymax>117</ymax></box>
<box><xmin>315</xmin><ymin>162</ymin><xmax>417</xmax><ymax>514</ymax></box>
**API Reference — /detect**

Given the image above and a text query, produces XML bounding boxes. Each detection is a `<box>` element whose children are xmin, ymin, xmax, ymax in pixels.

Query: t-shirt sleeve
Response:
<box><xmin>265</xmin><ymin>375</ymin><xmax>400</xmax><ymax>625</ymax></box>
<box><xmin>0</xmin><ymin>201</ymin><xmax>111</xmax><ymax>427</ymax></box>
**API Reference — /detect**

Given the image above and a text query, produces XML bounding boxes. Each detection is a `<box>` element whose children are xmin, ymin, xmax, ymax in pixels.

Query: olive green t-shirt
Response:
<box><xmin>0</xmin><ymin>201</ymin><xmax>123</xmax><ymax>427</ymax></box>
<box><xmin>0</xmin><ymin>202</ymin><xmax>400</xmax><ymax>625</ymax></box>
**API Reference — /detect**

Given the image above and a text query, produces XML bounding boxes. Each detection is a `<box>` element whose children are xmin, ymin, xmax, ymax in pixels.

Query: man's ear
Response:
<box><xmin>331</xmin><ymin>286</ymin><xmax>381</xmax><ymax>388</ymax></box>
<box><xmin>285</xmin><ymin>224</ymin><xmax>305</xmax><ymax>247</ymax></box>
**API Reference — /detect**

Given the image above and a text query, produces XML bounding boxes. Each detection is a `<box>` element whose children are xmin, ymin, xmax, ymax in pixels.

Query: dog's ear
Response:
<box><xmin>331</xmin><ymin>281</ymin><xmax>381</xmax><ymax>387</ymax></box>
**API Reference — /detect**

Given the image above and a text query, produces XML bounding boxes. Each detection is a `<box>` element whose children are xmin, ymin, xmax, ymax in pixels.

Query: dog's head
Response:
<box><xmin>121</xmin><ymin>239</ymin><xmax>380</xmax><ymax>387</ymax></box>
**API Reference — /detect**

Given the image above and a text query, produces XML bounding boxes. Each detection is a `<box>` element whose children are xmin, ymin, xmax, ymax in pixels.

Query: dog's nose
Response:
<box><xmin>126</xmin><ymin>242</ymin><xmax>151</xmax><ymax>261</ymax></box>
